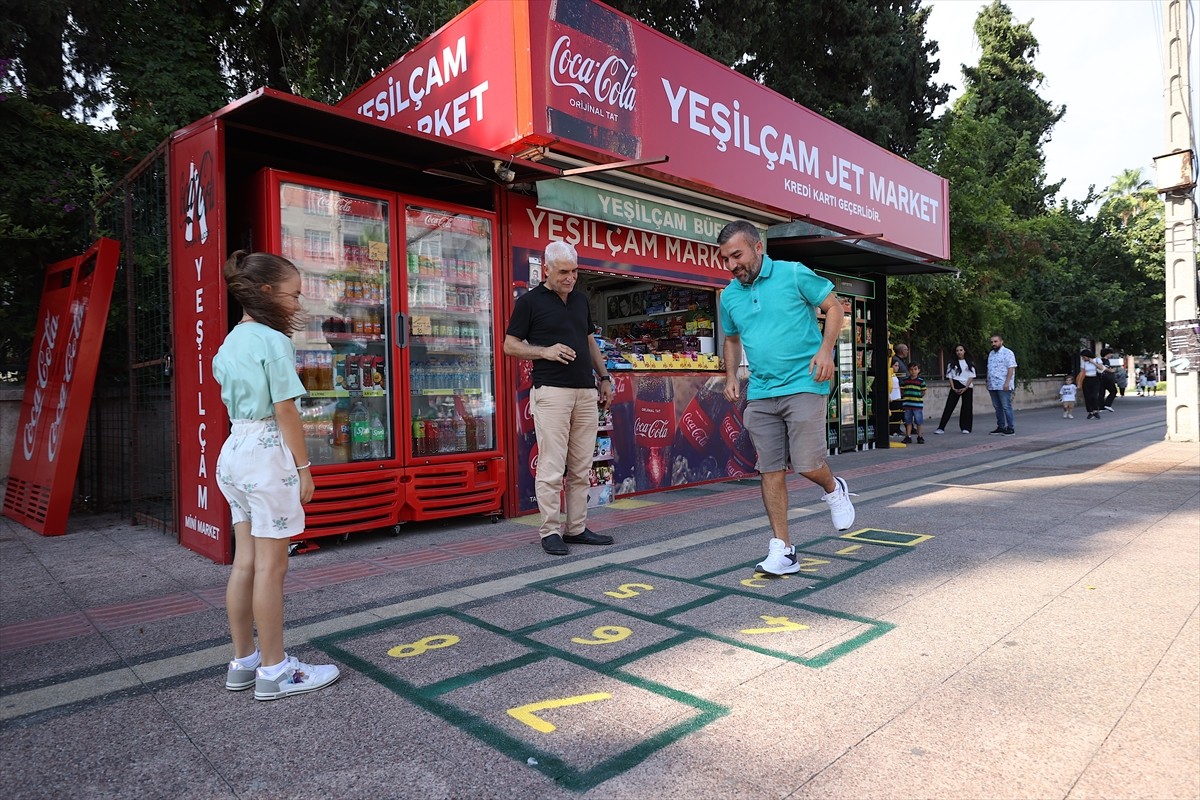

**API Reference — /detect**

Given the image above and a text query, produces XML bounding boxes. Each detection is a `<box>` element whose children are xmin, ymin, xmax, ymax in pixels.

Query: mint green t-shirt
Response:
<box><xmin>718</xmin><ymin>255</ymin><xmax>834</xmax><ymax>401</ymax></box>
<box><xmin>212</xmin><ymin>321</ymin><xmax>306</xmax><ymax>420</ymax></box>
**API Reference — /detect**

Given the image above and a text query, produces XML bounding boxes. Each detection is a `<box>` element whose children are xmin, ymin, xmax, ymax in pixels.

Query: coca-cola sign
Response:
<box><xmin>4</xmin><ymin>240</ymin><xmax>119</xmax><ymax>537</ymax></box>
<box><xmin>633</xmin><ymin>400</ymin><xmax>674</xmax><ymax>445</ymax></box>
<box><xmin>549</xmin><ymin>34</ymin><xmax>637</xmax><ymax>115</ymax></box>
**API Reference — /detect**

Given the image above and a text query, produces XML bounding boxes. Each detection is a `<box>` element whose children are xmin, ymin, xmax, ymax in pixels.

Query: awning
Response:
<box><xmin>766</xmin><ymin>220</ymin><xmax>953</xmax><ymax>276</ymax></box>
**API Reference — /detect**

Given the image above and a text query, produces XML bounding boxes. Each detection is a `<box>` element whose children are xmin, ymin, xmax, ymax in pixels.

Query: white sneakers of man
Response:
<box><xmin>757</xmin><ymin>478</ymin><xmax>856</xmax><ymax>576</ymax></box>
<box><xmin>822</xmin><ymin>476</ymin><xmax>856</xmax><ymax>531</ymax></box>
<box><xmin>757</xmin><ymin>537</ymin><xmax>800</xmax><ymax>575</ymax></box>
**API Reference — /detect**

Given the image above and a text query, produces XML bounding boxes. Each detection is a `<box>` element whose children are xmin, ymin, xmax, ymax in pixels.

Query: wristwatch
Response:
<box><xmin>598</xmin><ymin>375</ymin><xmax>611</xmax><ymax>382</ymax></box>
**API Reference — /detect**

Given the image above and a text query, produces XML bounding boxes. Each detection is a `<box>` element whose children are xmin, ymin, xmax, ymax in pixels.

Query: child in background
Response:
<box><xmin>900</xmin><ymin>363</ymin><xmax>927</xmax><ymax>444</ymax></box>
<box><xmin>213</xmin><ymin>250</ymin><xmax>340</xmax><ymax>701</ymax></box>
<box><xmin>1059</xmin><ymin>375</ymin><xmax>1077</xmax><ymax>418</ymax></box>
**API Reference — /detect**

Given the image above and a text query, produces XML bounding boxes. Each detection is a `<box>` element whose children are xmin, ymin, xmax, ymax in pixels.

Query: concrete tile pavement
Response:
<box><xmin>0</xmin><ymin>396</ymin><xmax>1197</xmax><ymax>799</ymax></box>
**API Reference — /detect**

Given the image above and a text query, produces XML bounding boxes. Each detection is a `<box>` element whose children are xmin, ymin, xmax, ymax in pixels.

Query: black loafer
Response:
<box><xmin>541</xmin><ymin>534</ymin><xmax>568</xmax><ymax>555</ymax></box>
<box><xmin>562</xmin><ymin>529</ymin><xmax>613</xmax><ymax>546</ymax></box>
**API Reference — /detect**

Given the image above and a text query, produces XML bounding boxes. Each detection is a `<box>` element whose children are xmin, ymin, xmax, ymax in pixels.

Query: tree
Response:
<box><xmin>900</xmin><ymin>1</ymin><xmax>1074</xmax><ymax>376</ymax></box>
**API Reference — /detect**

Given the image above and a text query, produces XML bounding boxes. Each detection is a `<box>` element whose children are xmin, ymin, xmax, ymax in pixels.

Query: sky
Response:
<box><xmin>922</xmin><ymin>0</ymin><xmax>1196</xmax><ymax>202</ymax></box>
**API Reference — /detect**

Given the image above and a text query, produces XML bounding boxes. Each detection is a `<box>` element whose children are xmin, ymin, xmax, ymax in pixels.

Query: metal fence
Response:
<box><xmin>89</xmin><ymin>144</ymin><xmax>176</xmax><ymax>532</ymax></box>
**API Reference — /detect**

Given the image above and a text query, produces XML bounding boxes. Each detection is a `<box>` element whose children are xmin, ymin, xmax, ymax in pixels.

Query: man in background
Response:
<box><xmin>986</xmin><ymin>334</ymin><xmax>1018</xmax><ymax>436</ymax></box>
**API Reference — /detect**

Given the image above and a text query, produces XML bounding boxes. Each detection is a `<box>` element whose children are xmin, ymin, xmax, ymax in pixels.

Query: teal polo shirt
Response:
<box><xmin>718</xmin><ymin>255</ymin><xmax>834</xmax><ymax>400</ymax></box>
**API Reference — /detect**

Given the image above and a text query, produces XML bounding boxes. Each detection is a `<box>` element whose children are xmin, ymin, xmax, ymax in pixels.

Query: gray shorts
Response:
<box><xmin>742</xmin><ymin>393</ymin><xmax>828</xmax><ymax>474</ymax></box>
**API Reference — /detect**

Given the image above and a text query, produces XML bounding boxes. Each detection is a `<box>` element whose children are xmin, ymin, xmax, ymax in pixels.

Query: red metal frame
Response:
<box><xmin>3</xmin><ymin>239</ymin><xmax>121</xmax><ymax>536</ymax></box>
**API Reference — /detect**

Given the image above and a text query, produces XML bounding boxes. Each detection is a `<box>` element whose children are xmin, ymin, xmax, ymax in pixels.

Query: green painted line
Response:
<box><xmin>312</xmin><ymin>609</ymin><xmax>729</xmax><ymax>793</ymax></box>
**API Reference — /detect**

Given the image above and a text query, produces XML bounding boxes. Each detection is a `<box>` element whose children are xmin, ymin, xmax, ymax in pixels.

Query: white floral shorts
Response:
<box><xmin>216</xmin><ymin>418</ymin><xmax>305</xmax><ymax>539</ymax></box>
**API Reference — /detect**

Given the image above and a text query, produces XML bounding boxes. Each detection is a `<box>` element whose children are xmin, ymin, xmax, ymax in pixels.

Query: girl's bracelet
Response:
<box><xmin>295</xmin><ymin>462</ymin><xmax>311</xmax><ymax>471</ymax></box>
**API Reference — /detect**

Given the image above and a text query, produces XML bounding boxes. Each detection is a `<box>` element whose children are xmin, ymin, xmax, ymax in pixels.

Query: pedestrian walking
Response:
<box><xmin>1079</xmin><ymin>348</ymin><xmax>1105</xmax><ymax>419</ymax></box>
<box><xmin>1100</xmin><ymin>348</ymin><xmax>1119</xmax><ymax>411</ymax></box>
<box><xmin>504</xmin><ymin>241</ymin><xmax>615</xmax><ymax>556</ymax></box>
<box><xmin>1059</xmin><ymin>375</ymin><xmax>1077</xmax><ymax>418</ymax></box>
<box><xmin>986</xmin><ymin>334</ymin><xmax>1017</xmax><ymax>436</ymax></box>
<box><xmin>934</xmin><ymin>343</ymin><xmax>976</xmax><ymax>434</ymax></box>
<box><xmin>213</xmin><ymin>250</ymin><xmax>340</xmax><ymax>701</ymax></box>
<box><xmin>716</xmin><ymin>220</ymin><xmax>856</xmax><ymax>576</ymax></box>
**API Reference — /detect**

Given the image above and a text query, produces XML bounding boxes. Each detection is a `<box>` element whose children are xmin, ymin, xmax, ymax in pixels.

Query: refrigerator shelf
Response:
<box><xmin>409</xmin><ymin>304</ymin><xmax>488</xmax><ymax>315</ymax></box>
<box><xmin>413</xmin><ymin>388</ymin><xmax>484</xmax><ymax>397</ymax></box>
<box><xmin>321</xmin><ymin>332</ymin><xmax>385</xmax><ymax>343</ymax></box>
<box><xmin>308</xmin><ymin>388</ymin><xmax>387</xmax><ymax>399</ymax></box>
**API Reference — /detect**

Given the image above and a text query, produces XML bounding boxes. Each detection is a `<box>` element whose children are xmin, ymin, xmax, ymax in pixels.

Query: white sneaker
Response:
<box><xmin>254</xmin><ymin>655</ymin><xmax>340</xmax><ymax>701</ymax></box>
<box><xmin>225</xmin><ymin>656</ymin><xmax>258</xmax><ymax>691</ymax></box>
<box><xmin>822</xmin><ymin>476</ymin><xmax>857</xmax><ymax>531</ymax></box>
<box><xmin>1068</xmin><ymin>414</ymin><xmax>1073</xmax><ymax>419</ymax></box>
<box><xmin>934</xmin><ymin>429</ymin><xmax>945</xmax><ymax>435</ymax></box>
<box><xmin>756</xmin><ymin>537</ymin><xmax>800</xmax><ymax>575</ymax></box>
<box><xmin>961</xmin><ymin>430</ymin><xmax>970</xmax><ymax>434</ymax></box>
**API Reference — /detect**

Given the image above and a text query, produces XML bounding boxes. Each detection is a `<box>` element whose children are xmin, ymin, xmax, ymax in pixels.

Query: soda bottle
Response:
<box><xmin>545</xmin><ymin>0</ymin><xmax>642</xmax><ymax>159</ymax></box>
<box><xmin>608</xmin><ymin>372</ymin><xmax>636</xmax><ymax>489</ymax></box>
<box><xmin>331</xmin><ymin>401</ymin><xmax>351</xmax><ymax>462</ymax></box>
<box><xmin>455</xmin><ymin>417</ymin><xmax>467</xmax><ymax>451</ymax></box>
<box><xmin>370</xmin><ymin>411</ymin><xmax>386</xmax><ymax>459</ymax></box>
<box><xmin>677</xmin><ymin>376</ymin><xmax>729</xmax><ymax>456</ymax></box>
<box><xmin>634</xmin><ymin>375</ymin><xmax>675</xmax><ymax>491</ymax></box>
<box><xmin>350</xmin><ymin>399</ymin><xmax>371</xmax><ymax>460</ymax></box>
<box><xmin>412</xmin><ymin>415</ymin><xmax>426</xmax><ymax>456</ymax></box>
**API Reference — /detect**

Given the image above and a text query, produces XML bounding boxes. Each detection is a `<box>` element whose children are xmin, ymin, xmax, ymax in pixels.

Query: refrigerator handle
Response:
<box><xmin>395</xmin><ymin>312</ymin><xmax>408</xmax><ymax>349</ymax></box>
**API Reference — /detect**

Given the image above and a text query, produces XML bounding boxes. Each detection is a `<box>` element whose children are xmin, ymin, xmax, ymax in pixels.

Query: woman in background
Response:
<box><xmin>934</xmin><ymin>343</ymin><xmax>976</xmax><ymax>434</ymax></box>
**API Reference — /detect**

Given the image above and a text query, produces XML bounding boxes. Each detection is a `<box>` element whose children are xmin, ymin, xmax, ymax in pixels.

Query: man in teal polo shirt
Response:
<box><xmin>717</xmin><ymin>220</ymin><xmax>856</xmax><ymax>575</ymax></box>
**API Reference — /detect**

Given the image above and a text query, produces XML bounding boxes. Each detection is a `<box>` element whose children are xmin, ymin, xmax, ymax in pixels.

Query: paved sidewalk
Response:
<box><xmin>1</xmin><ymin>398</ymin><xmax>1197</xmax><ymax>799</ymax></box>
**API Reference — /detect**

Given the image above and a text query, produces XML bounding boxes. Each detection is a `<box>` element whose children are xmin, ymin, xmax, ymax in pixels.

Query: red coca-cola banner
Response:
<box><xmin>3</xmin><ymin>239</ymin><xmax>120</xmax><ymax>535</ymax></box>
<box><xmin>526</xmin><ymin>0</ymin><xmax>948</xmax><ymax>260</ymax></box>
<box><xmin>340</xmin><ymin>0</ymin><xmax>949</xmax><ymax>261</ymax></box>
<box><xmin>511</xmin><ymin>371</ymin><xmax>755</xmax><ymax>514</ymax></box>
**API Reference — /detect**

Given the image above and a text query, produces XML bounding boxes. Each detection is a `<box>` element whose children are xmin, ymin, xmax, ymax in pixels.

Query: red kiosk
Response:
<box><xmin>164</xmin><ymin>0</ymin><xmax>948</xmax><ymax>562</ymax></box>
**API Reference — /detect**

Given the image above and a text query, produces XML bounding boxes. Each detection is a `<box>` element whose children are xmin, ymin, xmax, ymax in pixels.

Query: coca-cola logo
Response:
<box><xmin>634</xmin><ymin>400</ymin><xmax>675</xmax><ymax>445</ymax></box>
<box><xmin>313</xmin><ymin>193</ymin><xmax>353</xmax><ymax>215</ymax></box>
<box><xmin>634</xmin><ymin>418</ymin><xmax>670</xmax><ymax>440</ymax></box>
<box><xmin>47</xmin><ymin>300</ymin><xmax>86</xmax><ymax>462</ymax></box>
<box><xmin>422</xmin><ymin>213</ymin><xmax>454</xmax><ymax>230</ymax></box>
<box><xmin>22</xmin><ymin>314</ymin><xmax>60</xmax><ymax>460</ymax></box>
<box><xmin>680</xmin><ymin>409</ymin><xmax>710</xmax><ymax>449</ymax></box>
<box><xmin>550</xmin><ymin>34</ymin><xmax>638</xmax><ymax>114</ymax></box>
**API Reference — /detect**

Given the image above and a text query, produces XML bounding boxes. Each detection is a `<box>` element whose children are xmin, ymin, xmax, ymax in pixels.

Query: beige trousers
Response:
<box><xmin>530</xmin><ymin>385</ymin><xmax>598</xmax><ymax>538</ymax></box>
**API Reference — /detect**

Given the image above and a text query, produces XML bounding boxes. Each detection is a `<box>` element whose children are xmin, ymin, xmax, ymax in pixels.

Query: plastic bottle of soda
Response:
<box><xmin>412</xmin><ymin>415</ymin><xmax>426</xmax><ymax>456</ymax></box>
<box><xmin>350</xmin><ymin>399</ymin><xmax>371</xmax><ymax>460</ymax></box>
<box><xmin>332</xmin><ymin>401</ymin><xmax>351</xmax><ymax>462</ymax></box>
<box><xmin>370</xmin><ymin>412</ymin><xmax>386</xmax><ymax>459</ymax></box>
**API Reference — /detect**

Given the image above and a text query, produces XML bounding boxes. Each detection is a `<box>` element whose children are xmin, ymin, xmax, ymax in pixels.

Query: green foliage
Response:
<box><xmin>0</xmin><ymin>84</ymin><xmax>126</xmax><ymax>372</ymax></box>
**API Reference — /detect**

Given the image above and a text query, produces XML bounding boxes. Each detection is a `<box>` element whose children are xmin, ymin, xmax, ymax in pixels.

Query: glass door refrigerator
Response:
<box><xmin>254</xmin><ymin>171</ymin><xmax>504</xmax><ymax>546</ymax></box>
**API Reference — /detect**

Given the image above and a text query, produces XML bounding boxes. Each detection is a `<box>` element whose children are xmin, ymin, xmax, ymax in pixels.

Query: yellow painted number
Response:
<box><xmin>571</xmin><ymin>626</ymin><xmax>632</xmax><ymax>645</ymax></box>
<box><xmin>796</xmin><ymin>557</ymin><xmax>830</xmax><ymax>573</ymax></box>
<box><xmin>836</xmin><ymin>544</ymin><xmax>863</xmax><ymax>555</ymax></box>
<box><xmin>740</xmin><ymin>615</ymin><xmax>811</xmax><ymax>635</ymax></box>
<box><xmin>387</xmin><ymin>634</ymin><xmax>460</xmax><ymax>658</ymax></box>
<box><xmin>742</xmin><ymin>574</ymin><xmax>793</xmax><ymax>588</ymax></box>
<box><xmin>603</xmin><ymin>582</ymin><xmax>654</xmax><ymax>599</ymax></box>
<box><xmin>507</xmin><ymin>693</ymin><xmax>613</xmax><ymax>733</ymax></box>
